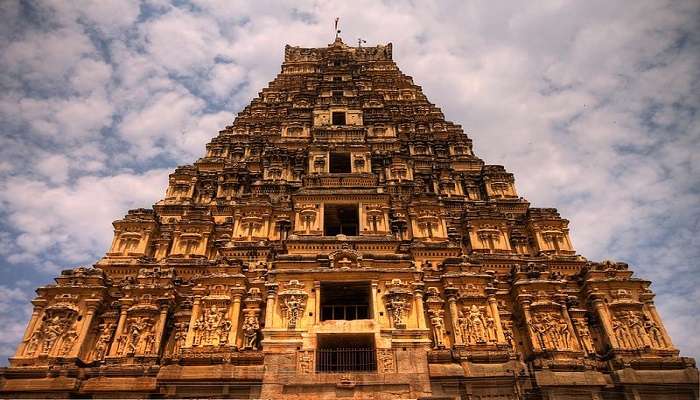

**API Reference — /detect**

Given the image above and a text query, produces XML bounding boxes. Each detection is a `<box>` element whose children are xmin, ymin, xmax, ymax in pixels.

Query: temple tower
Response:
<box><xmin>1</xmin><ymin>38</ymin><xmax>697</xmax><ymax>399</ymax></box>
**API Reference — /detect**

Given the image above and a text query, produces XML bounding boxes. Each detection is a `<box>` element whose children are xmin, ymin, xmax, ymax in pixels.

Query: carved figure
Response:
<box><xmin>242</xmin><ymin>315</ymin><xmax>260</xmax><ymax>350</ymax></box>
<box><xmin>428</xmin><ymin>310</ymin><xmax>445</xmax><ymax>348</ymax></box>
<box><xmin>574</xmin><ymin>319</ymin><xmax>594</xmax><ymax>354</ymax></box>
<box><xmin>460</xmin><ymin>305</ymin><xmax>489</xmax><ymax>344</ymax></box>
<box><xmin>644</xmin><ymin>316</ymin><xmax>667</xmax><ymax>348</ymax></box>
<box><xmin>93</xmin><ymin>323</ymin><xmax>115</xmax><ymax>360</ymax></box>
<box><xmin>194</xmin><ymin>304</ymin><xmax>231</xmax><ymax>346</ymax></box>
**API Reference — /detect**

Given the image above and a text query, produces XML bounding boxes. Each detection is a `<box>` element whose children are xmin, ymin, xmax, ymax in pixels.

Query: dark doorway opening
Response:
<box><xmin>332</xmin><ymin>111</ymin><xmax>346</xmax><ymax>125</ymax></box>
<box><xmin>329</xmin><ymin>152</ymin><xmax>351</xmax><ymax>173</ymax></box>
<box><xmin>324</xmin><ymin>204</ymin><xmax>358</xmax><ymax>236</ymax></box>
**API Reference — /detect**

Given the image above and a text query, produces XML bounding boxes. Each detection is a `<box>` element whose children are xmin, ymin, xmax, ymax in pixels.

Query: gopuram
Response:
<box><xmin>1</xmin><ymin>37</ymin><xmax>697</xmax><ymax>399</ymax></box>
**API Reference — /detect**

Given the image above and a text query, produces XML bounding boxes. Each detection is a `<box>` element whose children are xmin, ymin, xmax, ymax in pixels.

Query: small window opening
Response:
<box><xmin>317</xmin><ymin>334</ymin><xmax>376</xmax><ymax>372</ymax></box>
<box><xmin>320</xmin><ymin>281</ymin><xmax>370</xmax><ymax>321</ymax></box>
<box><xmin>333</xmin><ymin>76</ymin><xmax>342</xmax><ymax>82</ymax></box>
<box><xmin>324</xmin><ymin>204</ymin><xmax>358</xmax><ymax>236</ymax></box>
<box><xmin>332</xmin><ymin>111</ymin><xmax>346</xmax><ymax>125</ymax></box>
<box><xmin>329</xmin><ymin>152</ymin><xmax>351</xmax><ymax>173</ymax></box>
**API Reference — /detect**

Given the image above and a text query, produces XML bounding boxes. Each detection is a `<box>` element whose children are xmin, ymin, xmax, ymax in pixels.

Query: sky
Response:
<box><xmin>0</xmin><ymin>0</ymin><xmax>698</xmax><ymax>364</ymax></box>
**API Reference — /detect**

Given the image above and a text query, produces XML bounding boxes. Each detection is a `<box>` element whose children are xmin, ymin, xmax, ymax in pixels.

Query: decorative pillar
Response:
<box><xmin>314</xmin><ymin>281</ymin><xmax>321</xmax><ymax>323</ymax></box>
<box><xmin>228</xmin><ymin>294</ymin><xmax>242</xmax><ymax>346</ymax></box>
<box><xmin>185</xmin><ymin>296</ymin><xmax>201</xmax><ymax>347</ymax></box>
<box><xmin>72</xmin><ymin>300</ymin><xmax>99</xmax><ymax>358</ymax></box>
<box><xmin>559</xmin><ymin>301</ymin><xmax>579</xmax><ymax>351</ymax></box>
<box><xmin>591</xmin><ymin>296</ymin><xmax>618</xmax><ymax>348</ymax></box>
<box><xmin>108</xmin><ymin>308</ymin><xmax>128</xmax><ymax>356</ymax></box>
<box><xmin>414</xmin><ymin>289</ymin><xmax>427</xmax><ymax>329</ymax></box>
<box><xmin>413</xmin><ymin>282</ymin><xmax>426</xmax><ymax>329</ymax></box>
<box><xmin>371</xmin><ymin>281</ymin><xmax>379</xmax><ymax>320</ymax></box>
<box><xmin>264</xmin><ymin>283</ymin><xmax>278</xmax><ymax>328</ymax></box>
<box><xmin>15</xmin><ymin>302</ymin><xmax>45</xmax><ymax>357</ymax></box>
<box><xmin>520</xmin><ymin>299</ymin><xmax>539</xmax><ymax>351</ymax></box>
<box><xmin>153</xmin><ymin>304</ymin><xmax>170</xmax><ymax>354</ymax></box>
<box><xmin>487</xmin><ymin>295</ymin><xmax>505</xmax><ymax>343</ymax></box>
<box><xmin>447</xmin><ymin>296</ymin><xmax>463</xmax><ymax>345</ymax></box>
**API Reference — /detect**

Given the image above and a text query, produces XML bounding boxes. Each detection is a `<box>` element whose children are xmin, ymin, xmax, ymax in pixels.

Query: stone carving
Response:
<box><xmin>611</xmin><ymin>310</ymin><xmax>648</xmax><ymax>349</ymax></box>
<box><xmin>384</xmin><ymin>279</ymin><xmax>413</xmax><ymax>329</ymax></box>
<box><xmin>171</xmin><ymin>321</ymin><xmax>188</xmax><ymax>355</ymax></box>
<box><xmin>193</xmin><ymin>304</ymin><xmax>231</xmax><ymax>347</ymax></box>
<box><xmin>241</xmin><ymin>315</ymin><xmax>260</xmax><ymax>350</ymax></box>
<box><xmin>573</xmin><ymin>319</ymin><xmax>594</xmax><ymax>354</ymax></box>
<box><xmin>377</xmin><ymin>349</ymin><xmax>395</xmax><ymax>373</ymax></box>
<box><xmin>644</xmin><ymin>315</ymin><xmax>667</xmax><ymax>349</ymax></box>
<box><xmin>119</xmin><ymin>317</ymin><xmax>155</xmax><ymax>356</ymax></box>
<box><xmin>25</xmin><ymin>311</ymin><xmax>77</xmax><ymax>357</ymax></box>
<box><xmin>458</xmin><ymin>305</ymin><xmax>494</xmax><ymax>345</ymax></box>
<box><xmin>278</xmin><ymin>280</ymin><xmax>307</xmax><ymax>330</ymax></box>
<box><xmin>297</xmin><ymin>350</ymin><xmax>314</xmax><ymax>374</ymax></box>
<box><xmin>530</xmin><ymin>312</ymin><xmax>572</xmax><ymax>351</ymax></box>
<box><xmin>92</xmin><ymin>322</ymin><xmax>115</xmax><ymax>360</ymax></box>
<box><xmin>428</xmin><ymin>310</ymin><xmax>446</xmax><ymax>349</ymax></box>
<box><xmin>502</xmin><ymin>321</ymin><xmax>517</xmax><ymax>351</ymax></box>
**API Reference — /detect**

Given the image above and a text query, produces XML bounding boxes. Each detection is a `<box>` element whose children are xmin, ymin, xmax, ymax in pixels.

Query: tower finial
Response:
<box><xmin>358</xmin><ymin>38</ymin><xmax>366</xmax><ymax>48</ymax></box>
<box><xmin>334</xmin><ymin>17</ymin><xmax>341</xmax><ymax>40</ymax></box>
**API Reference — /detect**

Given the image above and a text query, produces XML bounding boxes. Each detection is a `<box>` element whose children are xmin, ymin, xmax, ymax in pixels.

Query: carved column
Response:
<box><xmin>314</xmin><ymin>281</ymin><xmax>321</xmax><ymax>323</ymax></box>
<box><xmin>153</xmin><ymin>304</ymin><xmax>169</xmax><ymax>354</ymax></box>
<box><xmin>413</xmin><ymin>285</ymin><xmax>427</xmax><ymax>329</ymax></box>
<box><xmin>185</xmin><ymin>296</ymin><xmax>201</xmax><ymax>347</ymax></box>
<box><xmin>591</xmin><ymin>296</ymin><xmax>618</xmax><ymax>348</ymax></box>
<box><xmin>371</xmin><ymin>281</ymin><xmax>379</xmax><ymax>320</ymax></box>
<box><xmin>559</xmin><ymin>301</ymin><xmax>579</xmax><ymax>351</ymax></box>
<box><xmin>520</xmin><ymin>299</ymin><xmax>539</xmax><ymax>351</ymax></box>
<box><xmin>487</xmin><ymin>295</ymin><xmax>505</xmax><ymax>343</ymax></box>
<box><xmin>447</xmin><ymin>296</ymin><xmax>463</xmax><ymax>345</ymax></box>
<box><xmin>264</xmin><ymin>283</ymin><xmax>278</xmax><ymax>328</ymax></box>
<box><xmin>72</xmin><ymin>300</ymin><xmax>99</xmax><ymax>358</ymax></box>
<box><xmin>228</xmin><ymin>294</ymin><xmax>242</xmax><ymax>346</ymax></box>
<box><xmin>108</xmin><ymin>307</ymin><xmax>128</xmax><ymax>356</ymax></box>
<box><xmin>15</xmin><ymin>301</ymin><xmax>45</xmax><ymax>357</ymax></box>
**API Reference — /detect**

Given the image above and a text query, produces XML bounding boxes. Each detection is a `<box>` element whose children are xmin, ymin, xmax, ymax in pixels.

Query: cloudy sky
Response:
<box><xmin>0</xmin><ymin>0</ymin><xmax>698</xmax><ymax>364</ymax></box>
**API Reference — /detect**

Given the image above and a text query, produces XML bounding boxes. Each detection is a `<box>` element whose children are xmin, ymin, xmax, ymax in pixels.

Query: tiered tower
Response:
<box><xmin>2</xmin><ymin>38</ymin><xmax>697</xmax><ymax>399</ymax></box>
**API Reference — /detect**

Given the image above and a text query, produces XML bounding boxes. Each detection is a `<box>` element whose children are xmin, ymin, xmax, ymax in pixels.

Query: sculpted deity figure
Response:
<box><xmin>463</xmin><ymin>305</ymin><xmax>488</xmax><ymax>344</ymax></box>
<box><xmin>612</xmin><ymin>314</ymin><xmax>632</xmax><ymax>349</ymax></box>
<box><xmin>59</xmin><ymin>329</ymin><xmax>78</xmax><ymax>356</ymax></box>
<box><xmin>386</xmin><ymin>296</ymin><xmax>409</xmax><ymax>329</ymax></box>
<box><xmin>428</xmin><ymin>310</ymin><xmax>445</xmax><ymax>348</ymax></box>
<box><xmin>93</xmin><ymin>323</ymin><xmax>114</xmax><ymax>360</ymax></box>
<box><xmin>625</xmin><ymin>311</ymin><xmax>647</xmax><ymax>349</ymax></box>
<box><xmin>124</xmin><ymin>317</ymin><xmax>153</xmax><ymax>355</ymax></box>
<box><xmin>194</xmin><ymin>304</ymin><xmax>231</xmax><ymax>346</ymax></box>
<box><xmin>502</xmin><ymin>322</ymin><xmax>516</xmax><ymax>351</ymax></box>
<box><xmin>242</xmin><ymin>315</ymin><xmax>260</xmax><ymax>350</ymax></box>
<box><xmin>643</xmin><ymin>316</ymin><xmax>666</xmax><ymax>349</ymax></box>
<box><xmin>171</xmin><ymin>322</ymin><xmax>188</xmax><ymax>355</ymax></box>
<box><xmin>574</xmin><ymin>319</ymin><xmax>594</xmax><ymax>354</ymax></box>
<box><xmin>284</xmin><ymin>295</ymin><xmax>303</xmax><ymax>329</ymax></box>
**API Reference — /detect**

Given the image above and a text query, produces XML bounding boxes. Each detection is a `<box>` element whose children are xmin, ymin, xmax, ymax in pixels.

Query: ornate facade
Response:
<box><xmin>1</xmin><ymin>38</ymin><xmax>697</xmax><ymax>399</ymax></box>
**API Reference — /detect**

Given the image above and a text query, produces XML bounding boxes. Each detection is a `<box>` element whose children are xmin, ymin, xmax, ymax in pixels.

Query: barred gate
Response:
<box><xmin>316</xmin><ymin>347</ymin><xmax>377</xmax><ymax>372</ymax></box>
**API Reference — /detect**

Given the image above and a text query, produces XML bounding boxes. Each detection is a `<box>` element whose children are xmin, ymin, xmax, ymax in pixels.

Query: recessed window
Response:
<box><xmin>317</xmin><ymin>334</ymin><xmax>376</xmax><ymax>372</ymax></box>
<box><xmin>329</xmin><ymin>152</ymin><xmax>351</xmax><ymax>173</ymax></box>
<box><xmin>324</xmin><ymin>204</ymin><xmax>358</xmax><ymax>236</ymax></box>
<box><xmin>332</xmin><ymin>111</ymin><xmax>346</xmax><ymax>125</ymax></box>
<box><xmin>333</xmin><ymin>76</ymin><xmax>342</xmax><ymax>82</ymax></box>
<box><xmin>320</xmin><ymin>282</ymin><xmax>370</xmax><ymax>321</ymax></box>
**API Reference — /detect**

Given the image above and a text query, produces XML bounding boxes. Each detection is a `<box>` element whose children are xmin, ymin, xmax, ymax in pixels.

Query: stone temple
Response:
<box><xmin>1</xmin><ymin>38</ymin><xmax>697</xmax><ymax>399</ymax></box>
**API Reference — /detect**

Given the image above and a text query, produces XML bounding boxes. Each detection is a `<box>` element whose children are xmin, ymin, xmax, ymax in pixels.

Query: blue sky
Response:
<box><xmin>0</xmin><ymin>0</ymin><xmax>698</xmax><ymax>364</ymax></box>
